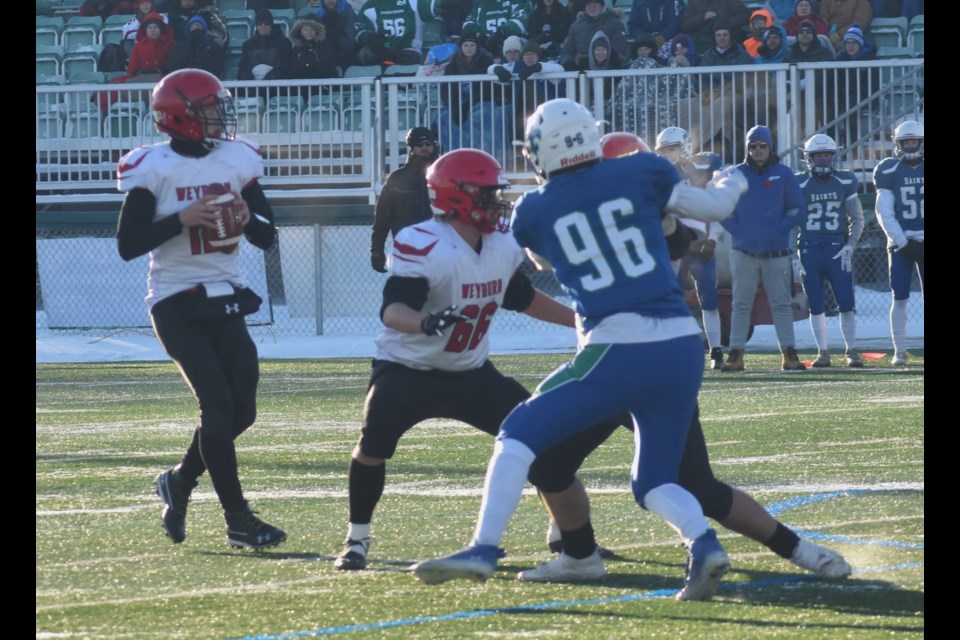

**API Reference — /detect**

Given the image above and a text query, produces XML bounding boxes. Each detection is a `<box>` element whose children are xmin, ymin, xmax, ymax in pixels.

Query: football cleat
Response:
<box><xmin>224</xmin><ymin>505</ymin><xmax>287</xmax><ymax>550</ymax></box>
<box><xmin>334</xmin><ymin>537</ymin><xmax>370</xmax><ymax>571</ymax></box>
<box><xmin>709</xmin><ymin>347</ymin><xmax>724</xmax><ymax>370</ymax></box>
<box><xmin>891</xmin><ymin>352</ymin><xmax>907</xmax><ymax>367</ymax></box>
<box><xmin>811</xmin><ymin>352</ymin><xmax>832</xmax><ymax>368</ymax></box>
<box><xmin>676</xmin><ymin>529</ymin><xmax>729</xmax><ymax>601</ymax></box>
<box><xmin>789</xmin><ymin>538</ymin><xmax>852</xmax><ymax>579</ymax></box>
<box><xmin>155</xmin><ymin>467</ymin><xmax>197</xmax><ymax>544</ymax></box>
<box><xmin>411</xmin><ymin>544</ymin><xmax>501</xmax><ymax>585</ymax></box>
<box><xmin>845</xmin><ymin>351</ymin><xmax>864</xmax><ymax>368</ymax></box>
<box><xmin>518</xmin><ymin>551</ymin><xmax>608</xmax><ymax>582</ymax></box>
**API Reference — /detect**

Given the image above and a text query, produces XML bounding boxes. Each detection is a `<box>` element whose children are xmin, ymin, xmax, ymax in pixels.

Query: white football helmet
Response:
<box><xmin>523</xmin><ymin>98</ymin><xmax>602</xmax><ymax>178</ymax></box>
<box><xmin>803</xmin><ymin>133</ymin><xmax>839</xmax><ymax>176</ymax></box>
<box><xmin>655</xmin><ymin>127</ymin><xmax>692</xmax><ymax>156</ymax></box>
<box><xmin>893</xmin><ymin>120</ymin><xmax>924</xmax><ymax>161</ymax></box>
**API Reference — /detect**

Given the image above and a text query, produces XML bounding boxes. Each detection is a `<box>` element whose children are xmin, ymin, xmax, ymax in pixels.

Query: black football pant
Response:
<box><xmin>151</xmin><ymin>294</ymin><xmax>260</xmax><ymax>513</ymax></box>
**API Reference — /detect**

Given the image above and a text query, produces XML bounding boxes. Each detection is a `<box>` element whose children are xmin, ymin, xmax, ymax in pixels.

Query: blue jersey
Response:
<box><xmin>797</xmin><ymin>170</ymin><xmax>860</xmax><ymax>244</ymax></box>
<box><xmin>873</xmin><ymin>157</ymin><xmax>924</xmax><ymax>233</ymax></box>
<box><xmin>512</xmin><ymin>154</ymin><xmax>688</xmax><ymax>330</ymax></box>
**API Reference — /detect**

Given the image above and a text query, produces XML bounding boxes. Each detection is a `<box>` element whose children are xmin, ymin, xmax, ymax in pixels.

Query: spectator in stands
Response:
<box><xmin>784</xmin><ymin>0</ymin><xmax>829</xmax><ymax>36</ymax></box>
<box><xmin>124</xmin><ymin>13</ymin><xmax>175</xmax><ymax>80</ymax></box>
<box><xmin>628</xmin><ymin>31</ymin><xmax>666</xmax><ymax>66</ymax></box>
<box><xmin>498</xmin><ymin>35</ymin><xmax>524</xmax><ymax>64</ymax></box>
<box><xmin>681</xmin><ymin>0</ymin><xmax>750</xmax><ymax>54</ymax></box>
<box><xmin>666</xmin><ymin>32</ymin><xmax>698</xmax><ymax>67</ymax></box>
<box><xmin>440</xmin><ymin>32</ymin><xmax>495</xmax><ymax>125</ymax></box>
<box><xmin>164</xmin><ymin>0</ymin><xmax>218</xmax><ymax>42</ymax></box>
<box><xmin>560</xmin><ymin>0</ymin><xmax>629</xmax><ymax>72</ymax></box>
<box><xmin>833</xmin><ymin>24</ymin><xmax>877</xmax><ymax>140</ymax></box>
<box><xmin>528</xmin><ymin>0</ymin><xmax>573</xmax><ymax>61</ymax></box>
<box><xmin>355</xmin><ymin>0</ymin><xmax>431</xmax><ymax>66</ymax></box>
<box><xmin>820</xmin><ymin>0</ymin><xmax>873</xmax><ymax>50</ymax></box>
<box><xmin>762</xmin><ymin>0</ymin><xmax>796</xmax><ymax>22</ymax></box>
<box><xmin>122</xmin><ymin>1</ymin><xmax>169</xmax><ymax>56</ymax></box>
<box><xmin>80</xmin><ymin>0</ymin><xmax>135</xmax><ymax>18</ymax></box>
<box><xmin>490</xmin><ymin>38</ymin><xmax>564</xmax><ymax>130</ymax></box>
<box><xmin>237</xmin><ymin>9</ymin><xmax>292</xmax><ymax>81</ymax></box>
<box><xmin>461</xmin><ymin>0</ymin><xmax>530</xmax><ymax>59</ymax></box>
<box><xmin>436</xmin><ymin>0</ymin><xmax>474</xmax><ymax>43</ymax></box>
<box><xmin>743</xmin><ymin>9</ymin><xmax>773</xmax><ymax>57</ymax></box>
<box><xmin>288</xmin><ymin>16</ymin><xmax>340</xmax><ymax>84</ymax></box>
<box><xmin>369</xmin><ymin>126</ymin><xmax>440</xmax><ymax>273</ymax></box>
<box><xmin>306</xmin><ymin>0</ymin><xmax>358</xmax><ymax>71</ymax></box>
<box><xmin>785</xmin><ymin>19</ymin><xmax>833</xmax><ymax>61</ymax></box>
<box><xmin>699</xmin><ymin>21</ymin><xmax>753</xmax><ymax>66</ymax></box>
<box><xmin>166</xmin><ymin>12</ymin><xmax>227</xmax><ymax>78</ymax></box>
<box><xmin>627</xmin><ymin>0</ymin><xmax>683</xmax><ymax>47</ymax></box>
<box><xmin>754</xmin><ymin>24</ymin><xmax>789</xmax><ymax>64</ymax></box>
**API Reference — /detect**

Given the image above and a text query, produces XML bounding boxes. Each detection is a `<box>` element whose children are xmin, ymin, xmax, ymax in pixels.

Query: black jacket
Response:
<box><xmin>238</xmin><ymin>29</ymin><xmax>293</xmax><ymax>80</ymax></box>
<box><xmin>370</xmin><ymin>154</ymin><xmax>435</xmax><ymax>253</ymax></box>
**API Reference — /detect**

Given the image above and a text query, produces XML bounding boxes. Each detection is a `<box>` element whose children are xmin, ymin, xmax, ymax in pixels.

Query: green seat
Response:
<box><xmin>341</xmin><ymin>105</ymin><xmax>373</xmax><ymax>131</ymax></box>
<box><xmin>876</xmin><ymin>46</ymin><xmax>914</xmax><ymax>60</ymax></box>
<box><xmin>302</xmin><ymin>106</ymin><xmax>340</xmax><ymax>132</ymax></box>
<box><xmin>100</xmin><ymin>14</ymin><xmax>132</xmax><ymax>46</ymax></box>
<box><xmin>36</xmin><ymin>15</ymin><xmax>64</xmax><ymax>47</ymax></box>
<box><xmin>36</xmin><ymin>44</ymin><xmax>64</xmax><ymax>76</ymax></box>
<box><xmin>63</xmin><ymin>43</ymin><xmax>104</xmax><ymax>77</ymax></box>
<box><xmin>268</xmin><ymin>95</ymin><xmax>306</xmax><ymax>111</ymax></box>
<box><xmin>271</xmin><ymin>9</ymin><xmax>296</xmax><ymax>37</ymax></box>
<box><xmin>62</xmin><ymin>15</ymin><xmax>102</xmax><ymax>50</ymax></box>
<box><xmin>223</xmin><ymin>9</ymin><xmax>254</xmax><ymax>45</ymax></box>
<box><xmin>343</xmin><ymin>65</ymin><xmax>382</xmax><ymax>78</ymax></box>
<box><xmin>907</xmin><ymin>15</ymin><xmax>924</xmax><ymax>56</ymax></box>
<box><xmin>869</xmin><ymin>16</ymin><xmax>907</xmax><ymax>49</ymax></box>
<box><xmin>383</xmin><ymin>64</ymin><xmax>421</xmax><ymax>77</ymax></box>
<box><xmin>263</xmin><ymin>108</ymin><xmax>301</xmax><ymax>134</ymax></box>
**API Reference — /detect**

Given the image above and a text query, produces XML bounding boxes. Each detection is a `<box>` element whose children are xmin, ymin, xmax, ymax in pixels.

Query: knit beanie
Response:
<box><xmin>503</xmin><ymin>35</ymin><xmax>523</xmax><ymax>54</ymax></box>
<box><xmin>844</xmin><ymin>24</ymin><xmax>865</xmax><ymax>47</ymax></box>
<box><xmin>522</xmin><ymin>39</ymin><xmax>540</xmax><ymax>55</ymax></box>
<box><xmin>746</xmin><ymin>125</ymin><xmax>773</xmax><ymax>147</ymax></box>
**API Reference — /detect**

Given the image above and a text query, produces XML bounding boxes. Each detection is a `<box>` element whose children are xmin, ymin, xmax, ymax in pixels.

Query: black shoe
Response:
<box><xmin>154</xmin><ymin>468</ymin><xmax>197</xmax><ymax>544</ymax></box>
<box><xmin>225</xmin><ymin>505</ymin><xmax>287</xmax><ymax>550</ymax></box>
<box><xmin>334</xmin><ymin>537</ymin><xmax>370</xmax><ymax>570</ymax></box>
<box><xmin>709</xmin><ymin>347</ymin><xmax>724</xmax><ymax>370</ymax></box>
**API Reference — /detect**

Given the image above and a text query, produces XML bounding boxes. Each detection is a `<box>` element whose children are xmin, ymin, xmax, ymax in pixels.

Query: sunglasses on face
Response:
<box><xmin>748</xmin><ymin>142</ymin><xmax>769</xmax><ymax>150</ymax></box>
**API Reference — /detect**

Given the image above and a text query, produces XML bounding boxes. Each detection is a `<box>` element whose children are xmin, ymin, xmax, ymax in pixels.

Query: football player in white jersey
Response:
<box><xmin>333</xmin><ymin>148</ymin><xmax>617</xmax><ymax>572</ymax></box>
<box><xmin>116</xmin><ymin>69</ymin><xmax>285</xmax><ymax>550</ymax></box>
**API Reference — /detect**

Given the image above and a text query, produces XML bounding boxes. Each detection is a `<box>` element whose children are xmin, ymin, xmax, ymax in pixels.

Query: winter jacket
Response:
<box><xmin>165</xmin><ymin>14</ymin><xmax>226</xmax><ymax>77</ymax></box>
<box><xmin>627</xmin><ymin>0</ymin><xmax>683</xmax><ymax>42</ymax></box>
<box><xmin>370</xmin><ymin>153</ymin><xmax>435</xmax><ymax>254</ymax></box>
<box><xmin>237</xmin><ymin>27</ymin><xmax>293</xmax><ymax>80</ymax></box>
<box><xmin>306</xmin><ymin>0</ymin><xmax>358</xmax><ymax>69</ymax></box>
<box><xmin>699</xmin><ymin>39</ymin><xmax>753</xmax><ymax>66</ymax></box>
<box><xmin>743</xmin><ymin>9</ymin><xmax>773</xmax><ymax>57</ymax></box>
<box><xmin>754</xmin><ymin>24</ymin><xmax>789</xmax><ymax>64</ymax></box>
<box><xmin>784</xmin><ymin>34</ymin><xmax>834</xmax><ymax>62</ymax></box>
<box><xmin>722</xmin><ymin>155</ymin><xmax>805</xmax><ymax>255</ymax></box>
<box><xmin>528</xmin><ymin>0</ymin><xmax>574</xmax><ymax>55</ymax></box>
<box><xmin>819</xmin><ymin>0</ymin><xmax>873</xmax><ymax>42</ymax></box>
<box><xmin>288</xmin><ymin>19</ymin><xmax>340</xmax><ymax>80</ymax></box>
<box><xmin>681</xmin><ymin>0</ymin><xmax>751</xmax><ymax>53</ymax></box>
<box><xmin>783</xmin><ymin>12</ymin><xmax>829</xmax><ymax>36</ymax></box>
<box><xmin>125</xmin><ymin>13</ymin><xmax>174</xmax><ymax>76</ymax></box>
<box><xmin>560</xmin><ymin>7</ymin><xmax>630</xmax><ymax>70</ymax></box>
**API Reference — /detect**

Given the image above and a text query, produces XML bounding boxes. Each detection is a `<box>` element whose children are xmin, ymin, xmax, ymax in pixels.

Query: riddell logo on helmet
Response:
<box><xmin>560</xmin><ymin>151</ymin><xmax>597</xmax><ymax>167</ymax></box>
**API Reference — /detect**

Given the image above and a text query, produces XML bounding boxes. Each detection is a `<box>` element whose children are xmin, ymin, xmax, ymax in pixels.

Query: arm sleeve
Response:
<box><xmin>502</xmin><ymin>270</ymin><xmax>535</xmax><ymax>311</ymax></box>
<box><xmin>875</xmin><ymin>188</ymin><xmax>907</xmax><ymax>248</ymax></box>
<box><xmin>116</xmin><ymin>187</ymin><xmax>183</xmax><ymax>261</ymax></box>
<box><xmin>665</xmin><ymin>181</ymin><xmax>740</xmax><ymax>222</ymax></box>
<box><xmin>845</xmin><ymin>193</ymin><xmax>865</xmax><ymax>247</ymax></box>
<box><xmin>380</xmin><ymin>275</ymin><xmax>429</xmax><ymax>319</ymax></box>
<box><xmin>370</xmin><ymin>180</ymin><xmax>393</xmax><ymax>252</ymax></box>
<box><xmin>240</xmin><ymin>181</ymin><xmax>276</xmax><ymax>250</ymax></box>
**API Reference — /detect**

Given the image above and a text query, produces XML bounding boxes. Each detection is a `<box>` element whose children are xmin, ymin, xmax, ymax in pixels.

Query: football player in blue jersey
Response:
<box><xmin>796</xmin><ymin>134</ymin><xmax>865</xmax><ymax>367</ymax></box>
<box><xmin>873</xmin><ymin>121</ymin><xmax>924</xmax><ymax>367</ymax></box>
<box><xmin>413</xmin><ymin>98</ymin><xmax>749</xmax><ymax>601</ymax></box>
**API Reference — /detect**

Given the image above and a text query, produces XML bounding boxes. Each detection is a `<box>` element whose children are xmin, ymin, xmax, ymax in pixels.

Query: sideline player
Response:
<box><xmin>873</xmin><ymin>121</ymin><xmax>924</xmax><ymax>366</ymax></box>
<box><xmin>117</xmin><ymin>69</ymin><xmax>285</xmax><ymax>549</ymax></box>
<box><xmin>796</xmin><ymin>134</ymin><xmax>865</xmax><ymax>367</ymax></box>
<box><xmin>413</xmin><ymin>99</ymin><xmax>747</xmax><ymax>601</ymax></box>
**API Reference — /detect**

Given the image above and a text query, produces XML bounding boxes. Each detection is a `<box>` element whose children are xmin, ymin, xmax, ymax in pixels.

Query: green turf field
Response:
<box><xmin>36</xmin><ymin>352</ymin><xmax>924</xmax><ymax>639</ymax></box>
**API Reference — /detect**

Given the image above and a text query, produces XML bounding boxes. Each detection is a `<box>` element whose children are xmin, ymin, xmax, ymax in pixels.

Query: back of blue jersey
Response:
<box><xmin>512</xmin><ymin>154</ymin><xmax>689</xmax><ymax>328</ymax></box>
<box><xmin>873</xmin><ymin>158</ymin><xmax>924</xmax><ymax>232</ymax></box>
<box><xmin>797</xmin><ymin>170</ymin><xmax>859</xmax><ymax>243</ymax></box>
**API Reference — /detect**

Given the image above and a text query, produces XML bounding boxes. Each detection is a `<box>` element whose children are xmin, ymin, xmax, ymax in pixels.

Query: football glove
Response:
<box><xmin>898</xmin><ymin>239</ymin><xmax>924</xmax><ymax>263</ymax></box>
<box><xmin>370</xmin><ymin>249</ymin><xmax>387</xmax><ymax>273</ymax></box>
<box><xmin>792</xmin><ymin>258</ymin><xmax>806</xmax><ymax>284</ymax></box>
<box><xmin>832</xmin><ymin>245</ymin><xmax>853</xmax><ymax>272</ymax></box>
<box><xmin>420</xmin><ymin>305</ymin><xmax>468</xmax><ymax>336</ymax></box>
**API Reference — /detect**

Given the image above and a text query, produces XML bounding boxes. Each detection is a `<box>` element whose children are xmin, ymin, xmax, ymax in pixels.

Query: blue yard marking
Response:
<box><xmin>230</xmin><ymin>490</ymin><xmax>923</xmax><ymax>640</ymax></box>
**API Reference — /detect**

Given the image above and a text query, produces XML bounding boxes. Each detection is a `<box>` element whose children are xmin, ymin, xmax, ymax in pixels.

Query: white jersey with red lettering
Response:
<box><xmin>116</xmin><ymin>138</ymin><xmax>263</xmax><ymax>308</ymax></box>
<box><xmin>377</xmin><ymin>218</ymin><xmax>525</xmax><ymax>372</ymax></box>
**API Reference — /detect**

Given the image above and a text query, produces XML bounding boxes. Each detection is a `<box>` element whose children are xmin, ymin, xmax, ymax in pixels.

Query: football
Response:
<box><xmin>205</xmin><ymin>192</ymin><xmax>244</xmax><ymax>252</ymax></box>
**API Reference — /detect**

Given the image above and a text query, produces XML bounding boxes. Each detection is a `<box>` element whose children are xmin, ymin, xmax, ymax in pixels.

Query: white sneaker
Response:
<box><xmin>517</xmin><ymin>551</ymin><xmax>608</xmax><ymax>582</ymax></box>
<box><xmin>892</xmin><ymin>352</ymin><xmax>907</xmax><ymax>367</ymax></box>
<box><xmin>789</xmin><ymin>539</ymin><xmax>852</xmax><ymax>579</ymax></box>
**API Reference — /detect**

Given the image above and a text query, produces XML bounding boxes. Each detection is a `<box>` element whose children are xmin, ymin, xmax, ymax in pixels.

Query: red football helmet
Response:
<box><xmin>151</xmin><ymin>69</ymin><xmax>237</xmax><ymax>144</ymax></box>
<box><xmin>426</xmin><ymin>149</ymin><xmax>512</xmax><ymax>233</ymax></box>
<box><xmin>600</xmin><ymin>132</ymin><xmax>651</xmax><ymax>159</ymax></box>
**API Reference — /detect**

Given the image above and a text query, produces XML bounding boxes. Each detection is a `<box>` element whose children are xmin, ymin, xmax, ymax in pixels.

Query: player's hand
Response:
<box><xmin>178</xmin><ymin>194</ymin><xmax>222</xmax><ymax>231</ymax></box>
<box><xmin>832</xmin><ymin>245</ymin><xmax>853</xmax><ymax>272</ymax></box>
<box><xmin>699</xmin><ymin>238</ymin><xmax>717</xmax><ymax>261</ymax></box>
<box><xmin>371</xmin><ymin>250</ymin><xmax>387</xmax><ymax>273</ymax></box>
<box><xmin>792</xmin><ymin>258</ymin><xmax>806</xmax><ymax>284</ymax></box>
<box><xmin>420</xmin><ymin>305</ymin><xmax>468</xmax><ymax>336</ymax></box>
<box><xmin>230</xmin><ymin>190</ymin><xmax>250</xmax><ymax>226</ymax></box>
<box><xmin>898</xmin><ymin>239</ymin><xmax>924</xmax><ymax>263</ymax></box>
<box><xmin>710</xmin><ymin>166</ymin><xmax>748</xmax><ymax>194</ymax></box>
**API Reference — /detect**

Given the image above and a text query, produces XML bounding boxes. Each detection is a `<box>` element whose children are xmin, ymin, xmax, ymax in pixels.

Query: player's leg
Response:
<box><xmin>826</xmin><ymin>254</ymin><xmax>861</xmax><ymax>366</ymax></box>
<box><xmin>335</xmin><ymin>361</ymin><xmax>431</xmax><ymax>569</ymax></box>
<box><xmin>803</xmin><ymin>246</ymin><xmax>831</xmax><ymax>366</ymax></box>
<box><xmin>724</xmin><ymin>250</ymin><xmax>760</xmax><ymax>370</ymax></box>
<box><xmin>888</xmin><ymin>250</ymin><xmax>913</xmax><ymax>365</ymax></box>
<box><xmin>694</xmin><ymin>256</ymin><xmax>723</xmax><ymax>367</ymax></box>
<box><xmin>626</xmin><ymin>337</ymin><xmax>729</xmax><ymax>600</ymax></box>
